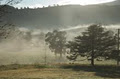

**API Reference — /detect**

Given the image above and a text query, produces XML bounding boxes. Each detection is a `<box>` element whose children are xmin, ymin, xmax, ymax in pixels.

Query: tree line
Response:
<box><xmin>45</xmin><ymin>24</ymin><xmax>120</xmax><ymax>66</ymax></box>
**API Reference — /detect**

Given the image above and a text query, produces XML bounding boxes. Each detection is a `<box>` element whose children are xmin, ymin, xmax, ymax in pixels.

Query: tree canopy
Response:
<box><xmin>67</xmin><ymin>24</ymin><xmax>116</xmax><ymax>66</ymax></box>
<box><xmin>45</xmin><ymin>30</ymin><xmax>67</xmax><ymax>57</ymax></box>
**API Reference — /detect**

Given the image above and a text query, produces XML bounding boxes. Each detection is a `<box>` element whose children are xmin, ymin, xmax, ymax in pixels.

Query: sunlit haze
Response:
<box><xmin>14</xmin><ymin>0</ymin><xmax>116</xmax><ymax>8</ymax></box>
<box><xmin>58</xmin><ymin>0</ymin><xmax>116</xmax><ymax>6</ymax></box>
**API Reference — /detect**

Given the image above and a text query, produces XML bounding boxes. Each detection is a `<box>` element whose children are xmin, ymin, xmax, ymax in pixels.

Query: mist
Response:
<box><xmin>0</xmin><ymin>26</ymin><xmax>70</xmax><ymax>65</ymax></box>
<box><xmin>0</xmin><ymin>24</ymin><xmax>119</xmax><ymax>65</ymax></box>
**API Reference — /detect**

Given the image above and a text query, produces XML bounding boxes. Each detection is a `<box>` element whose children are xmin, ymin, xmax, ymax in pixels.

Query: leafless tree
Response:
<box><xmin>0</xmin><ymin>0</ymin><xmax>22</xmax><ymax>41</ymax></box>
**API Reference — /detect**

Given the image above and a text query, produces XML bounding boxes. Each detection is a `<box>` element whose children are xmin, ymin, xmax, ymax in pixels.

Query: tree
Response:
<box><xmin>24</xmin><ymin>31</ymin><xmax>32</xmax><ymax>42</ymax></box>
<box><xmin>0</xmin><ymin>23</ymin><xmax>16</xmax><ymax>41</ymax></box>
<box><xmin>109</xmin><ymin>29</ymin><xmax>120</xmax><ymax>66</ymax></box>
<box><xmin>67</xmin><ymin>24</ymin><xmax>116</xmax><ymax>66</ymax></box>
<box><xmin>45</xmin><ymin>30</ymin><xmax>67</xmax><ymax>59</ymax></box>
<box><xmin>0</xmin><ymin>0</ymin><xmax>22</xmax><ymax>18</ymax></box>
<box><xmin>0</xmin><ymin>0</ymin><xmax>22</xmax><ymax>41</ymax></box>
<box><xmin>116</xmin><ymin>29</ymin><xmax>120</xmax><ymax>66</ymax></box>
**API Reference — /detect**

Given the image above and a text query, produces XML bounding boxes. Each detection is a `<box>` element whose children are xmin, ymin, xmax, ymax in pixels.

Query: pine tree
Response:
<box><xmin>67</xmin><ymin>24</ymin><xmax>116</xmax><ymax>66</ymax></box>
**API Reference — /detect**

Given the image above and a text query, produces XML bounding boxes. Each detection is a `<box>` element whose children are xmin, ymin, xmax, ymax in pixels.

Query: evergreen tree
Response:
<box><xmin>110</xmin><ymin>29</ymin><xmax>120</xmax><ymax>66</ymax></box>
<box><xmin>67</xmin><ymin>24</ymin><xmax>116</xmax><ymax>66</ymax></box>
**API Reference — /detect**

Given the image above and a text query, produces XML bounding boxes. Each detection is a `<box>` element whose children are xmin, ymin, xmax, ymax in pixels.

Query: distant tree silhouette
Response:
<box><xmin>23</xmin><ymin>31</ymin><xmax>32</xmax><ymax>42</ymax></box>
<box><xmin>48</xmin><ymin>5</ymin><xmax>51</xmax><ymax>7</ymax></box>
<box><xmin>42</xmin><ymin>6</ymin><xmax>45</xmax><ymax>8</ymax></box>
<box><xmin>53</xmin><ymin>4</ymin><xmax>56</xmax><ymax>7</ymax></box>
<box><xmin>45</xmin><ymin>30</ymin><xmax>67</xmax><ymax>59</ymax></box>
<box><xmin>56</xmin><ymin>4</ymin><xmax>59</xmax><ymax>6</ymax></box>
<box><xmin>20</xmin><ymin>7</ymin><xmax>23</xmax><ymax>9</ymax></box>
<box><xmin>39</xmin><ymin>32</ymin><xmax>45</xmax><ymax>40</ymax></box>
<box><xmin>67</xmin><ymin>24</ymin><xmax>116</xmax><ymax>66</ymax></box>
<box><xmin>23</xmin><ymin>7</ymin><xmax>26</xmax><ymax>9</ymax></box>
<box><xmin>26</xmin><ymin>7</ymin><xmax>29</xmax><ymax>9</ymax></box>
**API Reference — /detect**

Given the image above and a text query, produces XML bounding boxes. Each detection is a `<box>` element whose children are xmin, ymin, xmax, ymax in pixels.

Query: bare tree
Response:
<box><xmin>0</xmin><ymin>0</ymin><xmax>22</xmax><ymax>17</ymax></box>
<box><xmin>0</xmin><ymin>0</ymin><xmax>22</xmax><ymax>40</ymax></box>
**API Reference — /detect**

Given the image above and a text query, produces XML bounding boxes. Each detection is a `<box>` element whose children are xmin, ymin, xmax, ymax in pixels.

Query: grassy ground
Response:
<box><xmin>0</xmin><ymin>64</ymin><xmax>120</xmax><ymax>79</ymax></box>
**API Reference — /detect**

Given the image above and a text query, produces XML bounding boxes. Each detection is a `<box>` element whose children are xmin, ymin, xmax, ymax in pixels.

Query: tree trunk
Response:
<box><xmin>91</xmin><ymin>56</ymin><xmax>94</xmax><ymax>66</ymax></box>
<box><xmin>117</xmin><ymin>29</ymin><xmax>120</xmax><ymax>66</ymax></box>
<box><xmin>91</xmin><ymin>37</ymin><xmax>95</xmax><ymax>66</ymax></box>
<box><xmin>91</xmin><ymin>52</ymin><xmax>95</xmax><ymax>66</ymax></box>
<box><xmin>59</xmin><ymin>53</ymin><xmax>62</xmax><ymax>63</ymax></box>
<box><xmin>55</xmin><ymin>53</ymin><xmax>57</xmax><ymax>63</ymax></box>
<box><xmin>91</xmin><ymin>29</ymin><xmax>95</xmax><ymax>66</ymax></box>
<box><xmin>117</xmin><ymin>61</ymin><xmax>119</xmax><ymax>66</ymax></box>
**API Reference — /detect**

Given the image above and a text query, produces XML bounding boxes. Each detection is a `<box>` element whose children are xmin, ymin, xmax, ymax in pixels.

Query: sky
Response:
<box><xmin>14</xmin><ymin>0</ymin><xmax>117</xmax><ymax>8</ymax></box>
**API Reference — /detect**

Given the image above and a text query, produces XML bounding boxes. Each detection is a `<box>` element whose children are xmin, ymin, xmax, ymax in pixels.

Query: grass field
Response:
<box><xmin>0</xmin><ymin>64</ymin><xmax>120</xmax><ymax>79</ymax></box>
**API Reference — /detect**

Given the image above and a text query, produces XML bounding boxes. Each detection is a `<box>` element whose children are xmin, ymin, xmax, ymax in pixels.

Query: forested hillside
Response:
<box><xmin>2</xmin><ymin>5</ymin><xmax>120</xmax><ymax>29</ymax></box>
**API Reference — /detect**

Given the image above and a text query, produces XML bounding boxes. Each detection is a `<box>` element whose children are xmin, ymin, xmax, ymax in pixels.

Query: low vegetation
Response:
<box><xmin>0</xmin><ymin>63</ymin><xmax>119</xmax><ymax>79</ymax></box>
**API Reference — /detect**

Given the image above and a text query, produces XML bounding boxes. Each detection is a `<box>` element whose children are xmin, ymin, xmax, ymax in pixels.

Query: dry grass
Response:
<box><xmin>0</xmin><ymin>64</ymin><xmax>119</xmax><ymax>79</ymax></box>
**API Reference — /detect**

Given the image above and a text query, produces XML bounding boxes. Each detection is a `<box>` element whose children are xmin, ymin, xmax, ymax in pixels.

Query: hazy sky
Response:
<box><xmin>14</xmin><ymin>0</ymin><xmax>116</xmax><ymax>8</ymax></box>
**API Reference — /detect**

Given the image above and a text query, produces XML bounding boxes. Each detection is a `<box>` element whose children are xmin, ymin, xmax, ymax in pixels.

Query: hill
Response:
<box><xmin>2</xmin><ymin>5</ymin><xmax>120</xmax><ymax>29</ymax></box>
